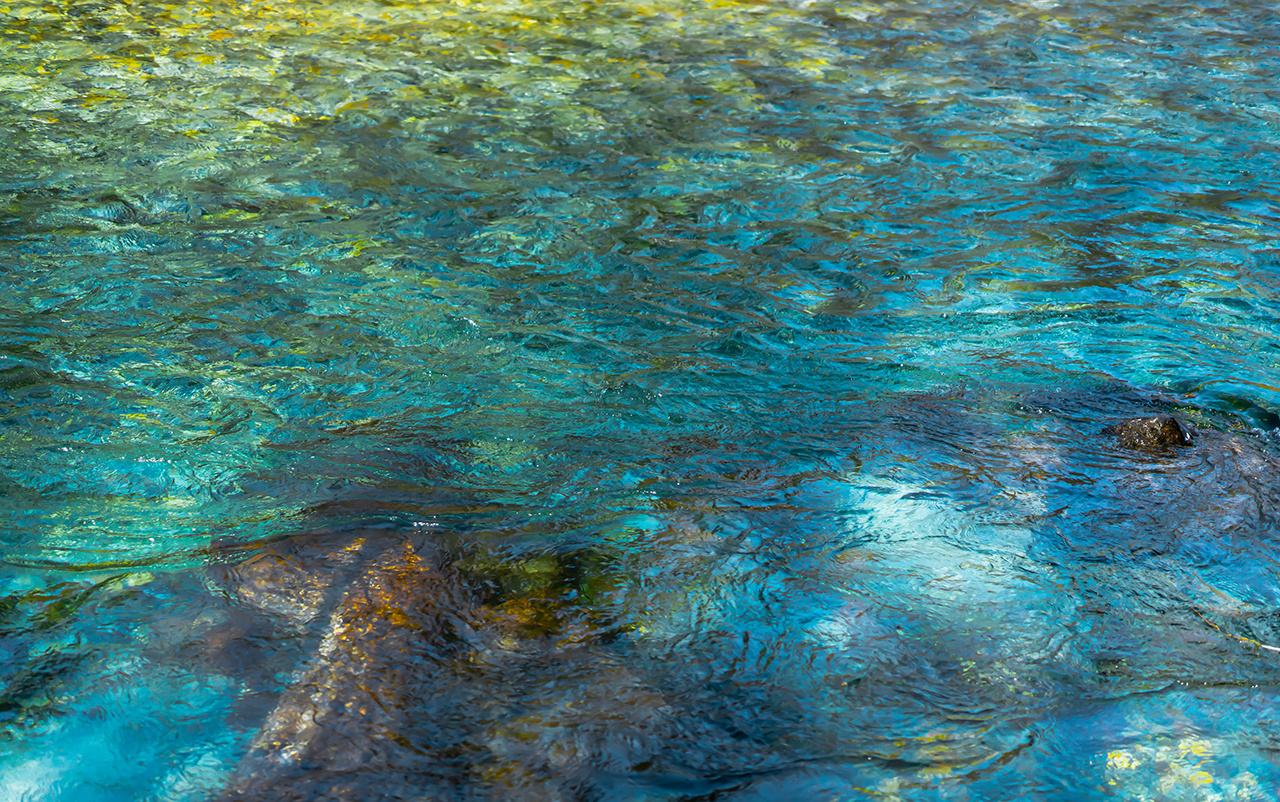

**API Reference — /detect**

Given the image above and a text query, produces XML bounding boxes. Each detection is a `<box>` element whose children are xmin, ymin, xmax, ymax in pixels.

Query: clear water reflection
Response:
<box><xmin>2</xmin><ymin>0</ymin><xmax>1280</xmax><ymax>797</ymax></box>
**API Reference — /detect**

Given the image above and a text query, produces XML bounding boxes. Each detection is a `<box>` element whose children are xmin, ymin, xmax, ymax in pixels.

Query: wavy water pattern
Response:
<box><xmin>1</xmin><ymin>0</ymin><xmax>1280</xmax><ymax>798</ymax></box>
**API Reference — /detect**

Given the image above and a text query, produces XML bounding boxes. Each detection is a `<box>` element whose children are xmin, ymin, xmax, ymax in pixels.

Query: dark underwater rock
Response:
<box><xmin>1103</xmin><ymin>415</ymin><xmax>1193</xmax><ymax>451</ymax></box>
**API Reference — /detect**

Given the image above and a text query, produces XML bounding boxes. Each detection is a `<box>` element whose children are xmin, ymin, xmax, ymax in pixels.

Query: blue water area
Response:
<box><xmin>2</xmin><ymin>0</ymin><xmax>1280</xmax><ymax>797</ymax></box>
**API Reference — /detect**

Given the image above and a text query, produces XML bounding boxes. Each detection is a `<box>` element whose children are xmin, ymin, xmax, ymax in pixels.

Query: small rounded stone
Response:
<box><xmin>1103</xmin><ymin>415</ymin><xmax>1193</xmax><ymax>450</ymax></box>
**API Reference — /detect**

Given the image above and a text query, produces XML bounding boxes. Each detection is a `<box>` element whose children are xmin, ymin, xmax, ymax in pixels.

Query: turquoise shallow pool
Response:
<box><xmin>2</xmin><ymin>0</ymin><xmax>1280</xmax><ymax>798</ymax></box>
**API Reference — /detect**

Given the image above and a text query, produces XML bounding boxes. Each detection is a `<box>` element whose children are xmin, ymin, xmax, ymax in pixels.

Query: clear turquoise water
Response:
<box><xmin>2</xmin><ymin>0</ymin><xmax>1280</xmax><ymax>797</ymax></box>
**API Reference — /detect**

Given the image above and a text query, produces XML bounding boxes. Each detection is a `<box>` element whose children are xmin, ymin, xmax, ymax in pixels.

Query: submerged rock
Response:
<box><xmin>212</xmin><ymin>525</ymin><xmax>656</xmax><ymax>798</ymax></box>
<box><xmin>209</xmin><ymin>533</ymin><xmax>373</xmax><ymax>626</ymax></box>
<box><xmin>1103</xmin><ymin>414</ymin><xmax>1193</xmax><ymax>451</ymax></box>
<box><xmin>221</xmin><ymin>538</ymin><xmax>470</xmax><ymax>799</ymax></box>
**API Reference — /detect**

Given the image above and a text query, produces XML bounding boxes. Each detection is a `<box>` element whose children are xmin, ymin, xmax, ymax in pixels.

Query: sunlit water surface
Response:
<box><xmin>2</xmin><ymin>0</ymin><xmax>1280</xmax><ymax>798</ymax></box>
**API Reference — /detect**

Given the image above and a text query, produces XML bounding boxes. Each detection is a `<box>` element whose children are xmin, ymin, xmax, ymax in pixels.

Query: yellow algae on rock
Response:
<box><xmin>224</xmin><ymin>539</ymin><xmax>462</xmax><ymax>794</ymax></box>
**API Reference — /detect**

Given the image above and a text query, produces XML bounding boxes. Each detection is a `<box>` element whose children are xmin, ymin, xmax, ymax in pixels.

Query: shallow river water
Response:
<box><xmin>2</xmin><ymin>0</ymin><xmax>1280</xmax><ymax>798</ymax></box>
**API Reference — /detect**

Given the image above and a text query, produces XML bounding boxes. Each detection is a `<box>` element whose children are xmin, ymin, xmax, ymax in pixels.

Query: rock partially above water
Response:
<box><xmin>1104</xmin><ymin>415</ymin><xmax>1193</xmax><ymax>451</ymax></box>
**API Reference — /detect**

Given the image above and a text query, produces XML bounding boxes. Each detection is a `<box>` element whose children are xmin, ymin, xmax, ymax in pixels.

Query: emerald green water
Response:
<box><xmin>2</xmin><ymin>0</ymin><xmax>1280</xmax><ymax>798</ymax></box>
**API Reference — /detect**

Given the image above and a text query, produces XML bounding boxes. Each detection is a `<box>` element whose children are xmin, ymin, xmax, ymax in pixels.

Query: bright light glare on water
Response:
<box><xmin>1</xmin><ymin>0</ymin><xmax>1280</xmax><ymax>798</ymax></box>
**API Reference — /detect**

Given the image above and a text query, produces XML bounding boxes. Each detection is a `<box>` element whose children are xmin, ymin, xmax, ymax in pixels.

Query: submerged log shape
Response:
<box><xmin>1104</xmin><ymin>415</ymin><xmax>1193</xmax><ymax>451</ymax></box>
<box><xmin>222</xmin><ymin>539</ymin><xmax>464</xmax><ymax>798</ymax></box>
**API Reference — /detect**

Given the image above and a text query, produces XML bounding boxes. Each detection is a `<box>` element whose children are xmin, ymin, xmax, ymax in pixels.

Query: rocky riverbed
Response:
<box><xmin>152</xmin><ymin>386</ymin><xmax>1280</xmax><ymax>799</ymax></box>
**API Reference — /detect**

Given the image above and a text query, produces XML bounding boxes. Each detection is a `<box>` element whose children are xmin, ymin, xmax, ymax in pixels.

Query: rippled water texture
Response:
<box><xmin>2</xmin><ymin>0</ymin><xmax>1280</xmax><ymax>798</ymax></box>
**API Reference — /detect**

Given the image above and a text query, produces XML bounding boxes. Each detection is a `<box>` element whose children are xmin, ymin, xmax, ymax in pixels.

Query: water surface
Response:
<box><xmin>2</xmin><ymin>0</ymin><xmax>1280</xmax><ymax>798</ymax></box>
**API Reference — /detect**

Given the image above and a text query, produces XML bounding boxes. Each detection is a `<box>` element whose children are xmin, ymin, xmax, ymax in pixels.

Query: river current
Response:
<box><xmin>2</xmin><ymin>0</ymin><xmax>1280</xmax><ymax>798</ymax></box>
